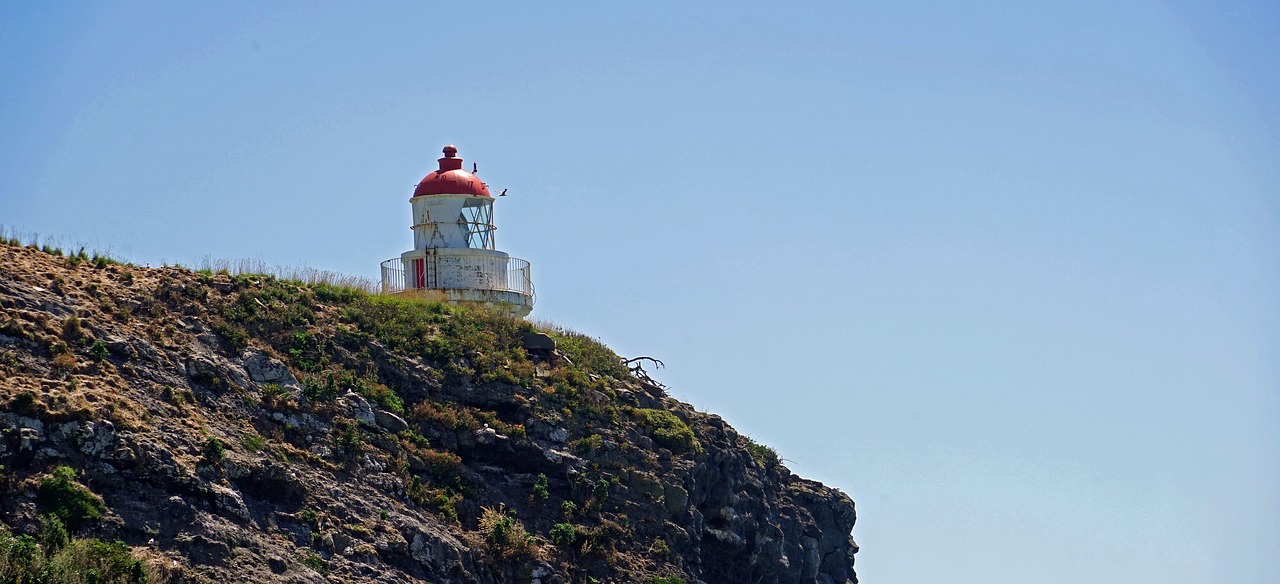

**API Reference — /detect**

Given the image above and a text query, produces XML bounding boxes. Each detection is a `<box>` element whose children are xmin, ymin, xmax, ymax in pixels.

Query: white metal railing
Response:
<box><xmin>379</xmin><ymin>255</ymin><xmax>533</xmax><ymax>304</ymax></box>
<box><xmin>380</xmin><ymin>261</ymin><xmax>405</xmax><ymax>294</ymax></box>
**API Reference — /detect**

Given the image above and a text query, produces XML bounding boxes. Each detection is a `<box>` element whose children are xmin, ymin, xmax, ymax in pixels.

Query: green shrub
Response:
<box><xmin>360</xmin><ymin>381</ymin><xmax>404</xmax><ymax>413</ymax></box>
<box><xmin>745</xmin><ymin>437</ymin><xmax>780</xmax><ymax>467</ymax></box>
<box><xmin>323</xmin><ymin>369</ymin><xmax>403</xmax><ymax>413</ymax></box>
<box><xmin>288</xmin><ymin>331</ymin><xmax>328</xmax><ymax>372</ymax></box>
<box><xmin>532</xmin><ymin>473</ymin><xmax>549</xmax><ymax>500</ymax></box>
<box><xmin>36</xmin><ymin>466</ymin><xmax>105</xmax><ymax>530</ymax></box>
<box><xmin>0</xmin><ymin>531</ymin><xmax>40</xmax><ymax>577</ymax></box>
<box><xmin>397</xmin><ymin>429</ymin><xmax>430</xmax><ymax>449</ymax></box>
<box><xmin>300</xmin><ymin>551</ymin><xmax>328</xmax><ymax>575</ymax></box>
<box><xmin>333</xmin><ymin>420</ymin><xmax>364</xmax><ymax>457</ymax></box>
<box><xmin>549</xmin><ymin>522</ymin><xmax>576</xmax><ymax>546</ymax></box>
<box><xmin>479</xmin><ymin>506</ymin><xmax>535</xmax><ymax>558</ymax></box>
<box><xmin>570</xmin><ymin>434</ymin><xmax>603</xmax><ymax>453</ymax></box>
<box><xmin>646</xmin><ymin>577</ymin><xmax>686</xmax><ymax>584</ymax></box>
<box><xmin>38</xmin><ymin>514</ymin><xmax>69</xmax><ymax>552</ymax></box>
<box><xmin>88</xmin><ymin>340</ymin><xmax>110</xmax><ymax>361</ymax></box>
<box><xmin>0</xmin><ymin>351</ymin><xmax>20</xmax><ymax>371</ymax></box>
<box><xmin>591</xmin><ymin>479</ymin><xmax>610</xmax><ymax>503</ymax></box>
<box><xmin>211</xmin><ymin>322</ymin><xmax>248</xmax><ymax>351</ymax></box>
<box><xmin>301</xmin><ymin>376</ymin><xmax>340</xmax><ymax>403</ymax></box>
<box><xmin>201</xmin><ymin>438</ymin><xmax>226</xmax><ymax>464</ymax></box>
<box><xmin>259</xmin><ymin>382</ymin><xmax>289</xmax><ymax>405</ymax></box>
<box><xmin>240</xmin><ymin>433</ymin><xmax>266</xmax><ymax>452</ymax></box>
<box><xmin>61</xmin><ymin>539</ymin><xmax>146</xmax><ymax>583</ymax></box>
<box><xmin>302</xmin><ymin>370</ymin><xmax>400</xmax><ymax>410</ymax></box>
<box><xmin>406</xmin><ymin>476</ymin><xmax>462</xmax><ymax>523</ymax></box>
<box><xmin>342</xmin><ymin>523</ymin><xmax>369</xmax><ymax>535</ymax></box>
<box><xmin>633</xmin><ymin>408</ymin><xmax>700</xmax><ymax>454</ymax></box>
<box><xmin>0</xmin><ymin>526</ymin><xmax>148</xmax><ymax>584</ymax></box>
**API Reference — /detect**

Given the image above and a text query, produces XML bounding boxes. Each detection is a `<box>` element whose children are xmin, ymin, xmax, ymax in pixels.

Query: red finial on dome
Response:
<box><xmin>414</xmin><ymin>144</ymin><xmax>490</xmax><ymax>197</ymax></box>
<box><xmin>438</xmin><ymin>145</ymin><xmax>463</xmax><ymax>171</ymax></box>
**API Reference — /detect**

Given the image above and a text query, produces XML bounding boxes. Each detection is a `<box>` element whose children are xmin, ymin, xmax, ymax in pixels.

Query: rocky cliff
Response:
<box><xmin>0</xmin><ymin>242</ymin><xmax>857</xmax><ymax>583</ymax></box>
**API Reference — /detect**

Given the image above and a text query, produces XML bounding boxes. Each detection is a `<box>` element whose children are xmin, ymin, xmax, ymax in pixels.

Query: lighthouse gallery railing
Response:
<box><xmin>379</xmin><ymin>256</ymin><xmax>534</xmax><ymax>302</ymax></box>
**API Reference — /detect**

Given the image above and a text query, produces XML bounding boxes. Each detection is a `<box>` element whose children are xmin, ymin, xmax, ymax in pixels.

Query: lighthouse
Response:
<box><xmin>380</xmin><ymin>145</ymin><xmax>534</xmax><ymax>316</ymax></box>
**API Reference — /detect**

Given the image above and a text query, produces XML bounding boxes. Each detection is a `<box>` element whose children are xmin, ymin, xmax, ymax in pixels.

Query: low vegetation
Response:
<box><xmin>745</xmin><ymin>437</ymin><xmax>781</xmax><ymax>467</ymax></box>
<box><xmin>633</xmin><ymin>408</ymin><xmax>700</xmax><ymax>454</ymax></box>
<box><xmin>478</xmin><ymin>506</ymin><xmax>535</xmax><ymax>559</ymax></box>
<box><xmin>300</xmin><ymin>551</ymin><xmax>328</xmax><ymax>575</ymax></box>
<box><xmin>549</xmin><ymin>522</ymin><xmax>576</xmax><ymax>546</ymax></box>
<box><xmin>36</xmin><ymin>467</ymin><xmax>105</xmax><ymax>531</ymax></box>
<box><xmin>200</xmin><ymin>438</ymin><xmax>226</xmax><ymax>464</ymax></box>
<box><xmin>0</xmin><ymin>526</ymin><xmax>149</xmax><ymax>584</ymax></box>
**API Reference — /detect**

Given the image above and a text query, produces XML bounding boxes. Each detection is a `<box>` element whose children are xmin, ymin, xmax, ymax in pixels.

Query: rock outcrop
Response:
<box><xmin>0</xmin><ymin>243</ymin><xmax>857</xmax><ymax>583</ymax></box>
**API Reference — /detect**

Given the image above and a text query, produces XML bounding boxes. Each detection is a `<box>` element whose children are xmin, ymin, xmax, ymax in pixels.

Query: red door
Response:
<box><xmin>413</xmin><ymin>258</ymin><xmax>425</xmax><ymax>289</ymax></box>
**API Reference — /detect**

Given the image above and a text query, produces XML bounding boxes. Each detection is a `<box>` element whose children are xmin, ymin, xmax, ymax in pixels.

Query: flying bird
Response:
<box><xmin>499</xmin><ymin>189</ymin><xmax>507</xmax><ymax>196</ymax></box>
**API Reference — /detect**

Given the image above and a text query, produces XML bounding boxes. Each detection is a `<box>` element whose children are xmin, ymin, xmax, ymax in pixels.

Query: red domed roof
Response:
<box><xmin>413</xmin><ymin>145</ymin><xmax>491</xmax><ymax>198</ymax></box>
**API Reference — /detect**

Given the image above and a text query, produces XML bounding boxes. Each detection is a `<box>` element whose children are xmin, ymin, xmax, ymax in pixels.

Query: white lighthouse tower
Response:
<box><xmin>380</xmin><ymin>145</ymin><xmax>534</xmax><ymax>316</ymax></box>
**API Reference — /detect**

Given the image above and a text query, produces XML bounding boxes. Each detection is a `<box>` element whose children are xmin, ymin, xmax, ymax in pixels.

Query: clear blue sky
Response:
<box><xmin>3</xmin><ymin>2</ymin><xmax>1277</xmax><ymax>582</ymax></box>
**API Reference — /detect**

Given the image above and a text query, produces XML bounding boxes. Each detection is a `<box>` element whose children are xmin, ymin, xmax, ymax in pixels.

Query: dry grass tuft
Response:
<box><xmin>195</xmin><ymin>256</ymin><xmax>379</xmax><ymax>293</ymax></box>
<box><xmin>478</xmin><ymin>505</ymin><xmax>538</xmax><ymax>559</ymax></box>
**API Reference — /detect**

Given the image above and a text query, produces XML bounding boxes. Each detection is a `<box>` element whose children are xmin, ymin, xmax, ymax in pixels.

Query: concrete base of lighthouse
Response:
<box><xmin>439</xmin><ymin>289</ymin><xmax>533</xmax><ymax>317</ymax></box>
<box><xmin>380</xmin><ymin>248</ymin><xmax>534</xmax><ymax>317</ymax></box>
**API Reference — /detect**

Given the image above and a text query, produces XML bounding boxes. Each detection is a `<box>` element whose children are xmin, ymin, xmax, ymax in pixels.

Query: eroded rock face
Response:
<box><xmin>243</xmin><ymin>350</ymin><xmax>295</xmax><ymax>385</ymax></box>
<box><xmin>0</xmin><ymin>244</ymin><xmax>857</xmax><ymax>583</ymax></box>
